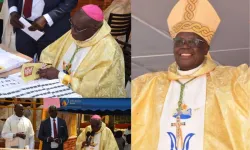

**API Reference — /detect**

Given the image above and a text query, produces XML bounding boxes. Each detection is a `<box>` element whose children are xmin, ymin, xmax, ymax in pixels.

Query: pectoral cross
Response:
<box><xmin>171</xmin><ymin>115</ymin><xmax>186</xmax><ymax>149</ymax></box>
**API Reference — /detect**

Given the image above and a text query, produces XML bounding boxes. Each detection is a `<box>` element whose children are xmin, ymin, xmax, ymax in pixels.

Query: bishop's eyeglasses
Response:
<box><xmin>69</xmin><ymin>18</ymin><xmax>88</xmax><ymax>33</ymax></box>
<box><xmin>173</xmin><ymin>37</ymin><xmax>205</xmax><ymax>48</ymax></box>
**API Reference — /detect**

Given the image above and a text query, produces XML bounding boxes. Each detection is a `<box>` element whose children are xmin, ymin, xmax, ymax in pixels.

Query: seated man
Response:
<box><xmin>38</xmin><ymin>5</ymin><xmax>126</xmax><ymax>98</ymax></box>
<box><xmin>75</xmin><ymin>115</ymin><xmax>118</xmax><ymax>150</ymax></box>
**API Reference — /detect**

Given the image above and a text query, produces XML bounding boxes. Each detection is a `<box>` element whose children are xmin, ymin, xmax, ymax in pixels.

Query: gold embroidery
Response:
<box><xmin>184</xmin><ymin>0</ymin><xmax>198</xmax><ymax>20</ymax></box>
<box><xmin>171</xmin><ymin>21</ymin><xmax>214</xmax><ymax>43</ymax></box>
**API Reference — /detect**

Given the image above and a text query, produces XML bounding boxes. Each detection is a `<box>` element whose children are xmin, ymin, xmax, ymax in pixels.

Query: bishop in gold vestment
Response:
<box><xmin>75</xmin><ymin>115</ymin><xmax>118</xmax><ymax>150</ymax></box>
<box><xmin>38</xmin><ymin>5</ymin><xmax>126</xmax><ymax>98</ymax></box>
<box><xmin>132</xmin><ymin>0</ymin><xmax>250</xmax><ymax>150</ymax></box>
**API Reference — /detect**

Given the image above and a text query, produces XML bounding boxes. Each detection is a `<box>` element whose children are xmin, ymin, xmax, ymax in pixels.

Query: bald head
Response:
<box><xmin>70</xmin><ymin>5</ymin><xmax>103</xmax><ymax>41</ymax></box>
<box><xmin>14</xmin><ymin>104</ymin><xmax>24</xmax><ymax>117</ymax></box>
<box><xmin>90</xmin><ymin>115</ymin><xmax>102</xmax><ymax>132</ymax></box>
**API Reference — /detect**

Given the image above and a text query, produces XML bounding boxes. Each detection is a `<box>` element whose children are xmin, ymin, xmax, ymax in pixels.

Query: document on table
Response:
<box><xmin>19</xmin><ymin>17</ymin><xmax>44</xmax><ymax>41</ymax></box>
<box><xmin>0</xmin><ymin>73</ymin><xmax>82</xmax><ymax>98</ymax></box>
<box><xmin>0</xmin><ymin>51</ymin><xmax>29</xmax><ymax>73</ymax></box>
<box><xmin>0</xmin><ymin>77</ymin><xmax>22</xmax><ymax>89</ymax></box>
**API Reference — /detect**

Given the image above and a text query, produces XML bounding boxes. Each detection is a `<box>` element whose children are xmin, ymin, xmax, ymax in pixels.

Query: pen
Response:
<box><xmin>33</xmin><ymin>53</ymin><xmax>37</xmax><ymax>63</ymax></box>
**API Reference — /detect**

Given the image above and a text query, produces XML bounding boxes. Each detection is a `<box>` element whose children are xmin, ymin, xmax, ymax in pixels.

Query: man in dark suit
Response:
<box><xmin>38</xmin><ymin>105</ymin><xmax>68</xmax><ymax>150</ymax></box>
<box><xmin>8</xmin><ymin>0</ymin><xmax>78</xmax><ymax>58</ymax></box>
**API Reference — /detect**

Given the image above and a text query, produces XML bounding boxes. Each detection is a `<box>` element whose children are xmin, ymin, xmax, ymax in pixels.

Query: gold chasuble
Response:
<box><xmin>75</xmin><ymin>122</ymin><xmax>119</xmax><ymax>150</ymax></box>
<box><xmin>40</xmin><ymin>21</ymin><xmax>126</xmax><ymax>97</ymax></box>
<box><xmin>132</xmin><ymin>57</ymin><xmax>250</xmax><ymax>150</ymax></box>
<box><xmin>132</xmin><ymin>0</ymin><xmax>250</xmax><ymax>149</ymax></box>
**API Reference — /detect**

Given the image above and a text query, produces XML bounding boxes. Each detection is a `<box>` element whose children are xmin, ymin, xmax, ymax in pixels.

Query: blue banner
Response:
<box><xmin>59</xmin><ymin>98</ymin><xmax>131</xmax><ymax>111</ymax></box>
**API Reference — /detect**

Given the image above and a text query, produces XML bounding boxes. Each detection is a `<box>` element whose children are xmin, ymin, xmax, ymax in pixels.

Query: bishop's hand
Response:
<box><xmin>37</xmin><ymin>67</ymin><xmax>59</xmax><ymax>80</ymax></box>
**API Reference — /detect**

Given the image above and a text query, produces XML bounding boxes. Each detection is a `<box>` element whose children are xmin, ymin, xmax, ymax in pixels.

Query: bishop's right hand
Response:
<box><xmin>16</xmin><ymin>132</ymin><xmax>26</xmax><ymax>139</ymax></box>
<box><xmin>10</xmin><ymin>12</ymin><xmax>24</xmax><ymax>29</ymax></box>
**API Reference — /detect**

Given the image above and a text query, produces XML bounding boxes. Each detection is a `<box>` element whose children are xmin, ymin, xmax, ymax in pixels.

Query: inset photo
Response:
<box><xmin>0</xmin><ymin>98</ymin><xmax>131</xmax><ymax>150</ymax></box>
<box><xmin>0</xmin><ymin>0</ymin><xmax>131</xmax><ymax>98</ymax></box>
<box><xmin>132</xmin><ymin>0</ymin><xmax>250</xmax><ymax>149</ymax></box>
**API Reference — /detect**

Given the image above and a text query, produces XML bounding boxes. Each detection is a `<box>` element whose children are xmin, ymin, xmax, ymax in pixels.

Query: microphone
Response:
<box><xmin>90</xmin><ymin>131</ymin><xmax>95</xmax><ymax>136</ymax></box>
<box><xmin>86</xmin><ymin>131</ymin><xmax>95</xmax><ymax>146</ymax></box>
<box><xmin>86</xmin><ymin>132</ymin><xmax>91</xmax><ymax>146</ymax></box>
<box><xmin>86</xmin><ymin>132</ymin><xmax>91</xmax><ymax>137</ymax></box>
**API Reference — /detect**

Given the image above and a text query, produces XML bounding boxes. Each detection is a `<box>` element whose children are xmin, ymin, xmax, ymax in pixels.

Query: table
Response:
<box><xmin>0</xmin><ymin>44</ymin><xmax>81</xmax><ymax>98</ymax></box>
<box><xmin>0</xmin><ymin>148</ymin><xmax>39</xmax><ymax>150</ymax></box>
<box><xmin>0</xmin><ymin>44</ymin><xmax>32</xmax><ymax>78</ymax></box>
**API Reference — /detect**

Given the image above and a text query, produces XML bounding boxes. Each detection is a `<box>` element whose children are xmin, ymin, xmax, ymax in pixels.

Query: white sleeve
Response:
<box><xmin>28</xmin><ymin>120</ymin><xmax>35</xmax><ymax>148</ymax></box>
<box><xmin>9</xmin><ymin>6</ymin><xmax>18</xmax><ymax>15</ymax></box>
<box><xmin>28</xmin><ymin>120</ymin><xmax>35</xmax><ymax>137</ymax></box>
<box><xmin>43</xmin><ymin>14</ymin><xmax>54</xmax><ymax>26</ymax></box>
<box><xmin>1</xmin><ymin>118</ymin><xmax>14</xmax><ymax>140</ymax></box>
<box><xmin>29</xmin><ymin>136</ymin><xmax>35</xmax><ymax>149</ymax></box>
<box><xmin>58</xmin><ymin>71</ymin><xmax>67</xmax><ymax>83</ymax></box>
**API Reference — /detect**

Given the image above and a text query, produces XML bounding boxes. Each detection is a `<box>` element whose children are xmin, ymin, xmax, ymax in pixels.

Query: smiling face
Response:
<box><xmin>173</xmin><ymin>32</ymin><xmax>210</xmax><ymax>71</ymax></box>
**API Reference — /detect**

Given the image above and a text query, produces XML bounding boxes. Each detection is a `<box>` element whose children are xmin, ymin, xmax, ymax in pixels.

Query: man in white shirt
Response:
<box><xmin>38</xmin><ymin>105</ymin><xmax>68</xmax><ymax>150</ymax></box>
<box><xmin>7</xmin><ymin>0</ymin><xmax>77</xmax><ymax>58</ymax></box>
<box><xmin>1</xmin><ymin>103</ymin><xmax>35</xmax><ymax>149</ymax></box>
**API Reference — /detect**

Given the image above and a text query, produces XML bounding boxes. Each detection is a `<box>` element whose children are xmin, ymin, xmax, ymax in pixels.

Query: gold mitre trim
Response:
<box><xmin>167</xmin><ymin>0</ymin><xmax>221</xmax><ymax>44</ymax></box>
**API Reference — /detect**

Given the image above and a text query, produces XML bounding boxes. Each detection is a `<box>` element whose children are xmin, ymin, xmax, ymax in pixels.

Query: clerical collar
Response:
<box><xmin>177</xmin><ymin>63</ymin><xmax>203</xmax><ymax>76</ymax></box>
